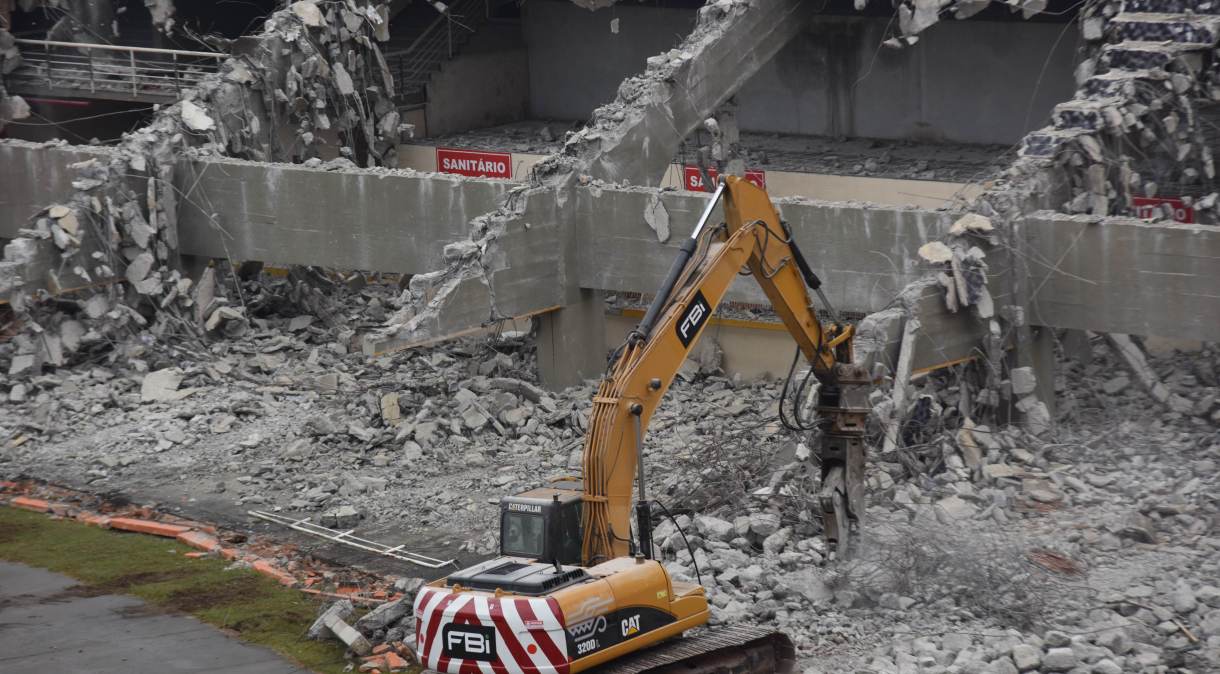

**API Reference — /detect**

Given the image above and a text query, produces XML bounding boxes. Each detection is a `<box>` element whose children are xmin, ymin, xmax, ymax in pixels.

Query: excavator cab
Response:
<box><xmin>498</xmin><ymin>485</ymin><xmax>583</xmax><ymax>565</ymax></box>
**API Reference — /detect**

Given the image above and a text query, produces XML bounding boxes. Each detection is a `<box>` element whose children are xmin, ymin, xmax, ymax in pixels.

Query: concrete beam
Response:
<box><xmin>573</xmin><ymin>186</ymin><xmax>968</xmax><ymax>315</ymax></box>
<box><xmin>1023</xmin><ymin>212</ymin><xmax>1220</xmax><ymax>343</ymax></box>
<box><xmin>574</xmin><ymin>0</ymin><xmax>821</xmax><ymax>186</ymax></box>
<box><xmin>4</xmin><ymin>140</ymin><xmax>1218</xmax><ymax>346</ymax></box>
<box><xmin>173</xmin><ymin>157</ymin><xmax>513</xmax><ymax>274</ymax></box>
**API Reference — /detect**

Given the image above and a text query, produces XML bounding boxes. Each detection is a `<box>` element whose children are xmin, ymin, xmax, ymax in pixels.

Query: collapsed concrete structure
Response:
<box><xmin>3</xmin><ymin>0</ymin><xmax>1218</xmax><ymax>398</ymax></box>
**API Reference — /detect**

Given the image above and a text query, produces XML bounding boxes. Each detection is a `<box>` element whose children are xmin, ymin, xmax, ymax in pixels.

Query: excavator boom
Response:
<box><xmin>581</xmin><ymin>176</ymin><xmax>868</xmax><ymax>566</ymax></box>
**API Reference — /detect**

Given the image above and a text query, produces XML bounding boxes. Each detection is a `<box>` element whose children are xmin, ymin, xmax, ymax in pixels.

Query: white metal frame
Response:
<box><xmin>248</xmin><ymin>510</ymin><xmax>456</xmax><ymax>570</ymax></box>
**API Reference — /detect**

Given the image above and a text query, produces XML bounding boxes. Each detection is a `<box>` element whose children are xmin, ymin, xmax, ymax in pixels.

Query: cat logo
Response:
<box><xmin>621</xmin><ymin>614</ymin><xmax>641</xmax><ymax>637</ymax></box>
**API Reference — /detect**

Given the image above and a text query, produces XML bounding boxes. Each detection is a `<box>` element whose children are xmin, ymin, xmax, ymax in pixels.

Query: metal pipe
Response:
<box><xmin>689</xmin><ymin>179</ymin><xmax>726</xmax><ymax>241</ymax></box>
<box><xmin>631</xmin><ymin>408</ymin><xmax>653</xmax><ymax>560</ymax></box>
<box><xmin>632</xmin><ymin>180</ymin><xmax>725</xmax><ymax>340</ymax></box>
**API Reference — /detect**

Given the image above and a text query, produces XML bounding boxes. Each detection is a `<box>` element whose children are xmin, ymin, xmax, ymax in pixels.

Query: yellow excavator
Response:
<box><xmin>413</xmin><ymin>177</ymin><xmax>869</xmax><ymax>673</ymax></box>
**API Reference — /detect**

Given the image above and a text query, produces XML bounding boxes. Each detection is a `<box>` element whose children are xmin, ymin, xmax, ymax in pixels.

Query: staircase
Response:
<box><xmin>1019</xmin><ymin>0</ymin><xmax>1220</xmax><ymax>211</ymax></box>
<box><xmin>383</xmin><ymin>0</ymin><xmax>491</xmax><ymax>106</ymax></box>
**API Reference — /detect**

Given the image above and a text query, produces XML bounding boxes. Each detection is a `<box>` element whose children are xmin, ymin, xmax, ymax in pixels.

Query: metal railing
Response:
<box><xmin>385</xmin><ymin>0</ymin><xmax>486</xmax><ymax>98</ymax></box>
<box><xmin>9</xmin><ymin>39</ymin><xmax>226</xmax><ymax>101</ymax></box>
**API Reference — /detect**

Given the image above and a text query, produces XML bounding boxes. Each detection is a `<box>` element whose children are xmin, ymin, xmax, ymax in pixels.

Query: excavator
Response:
<box><xmin>413</xmin><ymin>177</ymin><xmax>869</xmax><ymax>674</ymax></box>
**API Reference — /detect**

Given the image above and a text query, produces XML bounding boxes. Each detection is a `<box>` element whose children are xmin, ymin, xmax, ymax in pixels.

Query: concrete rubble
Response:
<box><xmin>2</xmin><ymin>300</ymin><xmax>1218</xmax><ymax>671</ymax></box>
<box><xmin>1018</xmin><ymin>0</ymin><xmax>1220</xmax><ymax>223</ymax></box>
<box><xmin>0</xmin><ymin>27</ymin><xmax>27</xmax><ymax>132</ymax></box>
<box><xmin>2</xmin><ymin>0</ymin><xmax>1220</xmax><ymax>672</ymax></box>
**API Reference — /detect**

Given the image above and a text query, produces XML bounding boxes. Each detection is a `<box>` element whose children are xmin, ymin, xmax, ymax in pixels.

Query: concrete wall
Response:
<box><xmin>0</xmin><ymin>142</ymin><xmax>115</xmax><ymax>234</ymax></box>
<box><xmin>424</xmin><ymin>23</ymin><xmax>531</xmax><ymax>137</ymax></box>
<box><xmin>1024</xmin><ymin>213</ymin><xmax>1220</xmax><ymax>341</ymax></box>
<box><xmin>522</xmin><ymin>2</ymin><xmax>694</xmax><ymax>126</ymax></box>
<box><xmin>573</xmin><ymin>186</ymin><xmax>966</xmax><ymax>315</ymax></box>
<box><xmin>7</xmin><ymin>141</ymin><xmax>1218</xmax><ymax>344</ymax></box>
<box><xmin>523</xmin><ymin>1</ymin><xmax>1078</xmax><ymax>145</ymax></box>
<box><xmin>173</xmin><ymin>157</ymin><xmax>514</xmax><ymax>274</ymax></box>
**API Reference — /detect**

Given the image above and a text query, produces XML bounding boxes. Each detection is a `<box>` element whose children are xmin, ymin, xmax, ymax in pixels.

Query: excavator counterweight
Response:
<box><xmin>415</xmin><ymin>177</ymin><xmax>867</xmax><ymax>673</ymax></box>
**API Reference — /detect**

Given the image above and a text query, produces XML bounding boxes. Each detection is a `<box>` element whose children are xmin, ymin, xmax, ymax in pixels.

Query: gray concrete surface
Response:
<box><xmin>424</xmin><ymin>23</ymin><xmax>530</xmax><ymax>137</ymax></box>
<box><xmin>0</xmin><ymin>561</ymin><xmax>312</xmax><ymax>673</ymax></box>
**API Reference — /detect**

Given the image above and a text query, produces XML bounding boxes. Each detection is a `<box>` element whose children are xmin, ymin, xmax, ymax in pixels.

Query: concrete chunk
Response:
<box><xmin>1010</xmin><ymin>366</ymin><xmax>1037</xmax><ymax>396</ymax></box>
<box><xmin>140</xmin><ymin>368</ymin><xmax>195</xmax><ymax>402</ymax></box>
<box><xmin>308</xmin><ymin>599</ymin><xmax>354</xmax><ymax>640</ymax></box>
<box><xmin>323</xmin><ymin>612</ymin><xmax>372</xmax><ymax>656</ymax></box>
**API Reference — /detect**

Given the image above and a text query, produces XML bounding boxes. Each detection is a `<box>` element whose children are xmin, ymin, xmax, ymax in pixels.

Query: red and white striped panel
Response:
<box><xmin>415</xmin><ymin>586</ymin><xmax>571</xmax><ymax>674</ymax></box>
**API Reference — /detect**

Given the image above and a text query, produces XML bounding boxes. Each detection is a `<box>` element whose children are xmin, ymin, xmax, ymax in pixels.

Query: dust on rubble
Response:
<box><xmin>3</xmin><ymin>274</ymin><xmax>1219</xmax><ymax>671</ymax></box>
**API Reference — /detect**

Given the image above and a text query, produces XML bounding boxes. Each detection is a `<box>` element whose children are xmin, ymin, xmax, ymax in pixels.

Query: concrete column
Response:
<box><xmin>1031</xmin><ymin>326</ymin><xmax>1057</xmax><ymax>418</ymax></box>
<box><xmin>714</xmin><ymin>99</ymin><xmax>744</xmax><ymax>177</ymax></box>
<box><xmin>536</xmin><ymin>289</ymin><xmax>606</xmax><ymax>391</ymax></box>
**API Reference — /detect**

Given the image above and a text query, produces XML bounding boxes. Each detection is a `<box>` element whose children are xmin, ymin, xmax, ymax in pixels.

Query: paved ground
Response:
<box><xmin>0</xmin><ymin>561</ymin><xmax>311</xmax><ymax>673</ymax></box>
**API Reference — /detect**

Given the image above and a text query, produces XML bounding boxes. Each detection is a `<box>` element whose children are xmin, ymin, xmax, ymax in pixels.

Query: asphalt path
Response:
<box><xmin>0</xmin><ymin>561</ymin><xmax>311</xmax><ymax>673</ymax></box>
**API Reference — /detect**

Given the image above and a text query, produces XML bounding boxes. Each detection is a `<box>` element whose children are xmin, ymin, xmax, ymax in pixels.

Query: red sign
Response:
<box><xmin>682</xmin><ymin>165</ymin><xmax>766</xmax><ymax>192</ymax></box>
<box><xmin>1133</xmin><ymin>196</ymin><xmax>1194</xmax><ymax>223</ymax></box>
<box><xmin>436</xmin><ymin>147</ymin><xmax>512</xmax><ymax>179</ymax></box>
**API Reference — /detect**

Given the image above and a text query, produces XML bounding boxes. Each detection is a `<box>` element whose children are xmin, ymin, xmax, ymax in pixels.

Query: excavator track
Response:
<box><xmin>592</xmin><ymin>625</ymin><xmax>795</xmax><ymax>674</ymax></box>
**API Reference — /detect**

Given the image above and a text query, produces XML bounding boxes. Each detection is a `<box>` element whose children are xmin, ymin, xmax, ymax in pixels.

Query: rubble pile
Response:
<box><xmin>649</xmin><ymin>339</ymin><xmax>1220</xmax><ymax>671</ymax></box>
<box><xmin>1019</xmin><ymin>0</ymin><xmax>1220</xmax><ymax>222</ymax></box>
<box><xmin>5</xmin><ymin>302</ymin><xmax>1219</xmax><ymax>670</ymax></box>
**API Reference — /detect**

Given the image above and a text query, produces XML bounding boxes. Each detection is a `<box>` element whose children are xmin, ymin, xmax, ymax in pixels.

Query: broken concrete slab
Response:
<box><xmin>308</xmin><ymin>600</ymin><xmax>354</xmax><ymax>640</ymax></box>
<box><xmin>323</xmin><ymin>612</ymin><xmax>372</xmax><ymax>656</ymax></box>
<box><xmin>140</xmin><ymin>368</ymin><xmax>196</xmax><ymax>403</ymax></box>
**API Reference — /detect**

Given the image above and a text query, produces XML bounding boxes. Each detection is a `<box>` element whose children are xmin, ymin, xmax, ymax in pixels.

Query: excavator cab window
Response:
<box><xmin>501</xmin><ymin>511</ymin><xmax>545</xmax><ymax>558</ymax></box>
<box><xmin>499</xmin><ymin>489</ymin><xmax>583</xmax><ymax>564</ymax></box>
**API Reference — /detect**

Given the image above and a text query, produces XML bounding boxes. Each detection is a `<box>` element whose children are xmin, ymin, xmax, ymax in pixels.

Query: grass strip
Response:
<box><xmin>0</xmin><ymin>506</ymin><xmax>353</xmax><ymax>674</ymax></box>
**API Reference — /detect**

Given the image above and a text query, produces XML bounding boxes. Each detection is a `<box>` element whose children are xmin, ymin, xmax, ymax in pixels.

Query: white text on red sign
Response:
<box><xmin>436</xmin><ymin>147</ymin><xmax>513</xmax><ymax>180</ymax></box>
<box><xmin>1132</xmin><ymin>196</ymin><xmax>1194</xmax><ymax>224</ymax></box>
<box><xmin>682</xmin><ymin>166</ymin><xmax>766</xmax><ymax>191</ymax></box>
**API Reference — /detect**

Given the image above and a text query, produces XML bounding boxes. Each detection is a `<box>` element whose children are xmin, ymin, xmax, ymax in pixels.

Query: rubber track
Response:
<box><xmin>591</xmin><ymin>625</ymin><xmax>795</xmax><ymax>674</ymax></box>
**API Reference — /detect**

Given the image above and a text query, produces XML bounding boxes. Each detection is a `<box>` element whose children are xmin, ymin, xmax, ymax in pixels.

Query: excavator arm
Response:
<box><xmin>415</xmin><ymin>176</ymin><xmax>860</xmax><ymax>674</ymax></box>
<box><xmin>581</xmin><ymin>176</ymin><xmax>869</xmax><ymax>566</ymax></box>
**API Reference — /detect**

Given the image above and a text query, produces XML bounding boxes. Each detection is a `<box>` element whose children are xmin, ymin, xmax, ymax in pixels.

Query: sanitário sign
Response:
<box><xmin>436</xmin><ymin>147</ymin><xmax>512</xmax><ymax>179</ymax></box>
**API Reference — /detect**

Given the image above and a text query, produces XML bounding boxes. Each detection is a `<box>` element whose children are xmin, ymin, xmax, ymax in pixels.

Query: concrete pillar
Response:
<box><xmin>713</xmin><ymin>99</ymin><xmax>744</xmax><ymax>177</ymax></box>
<box><xmin>1031</xmin><ymin>326</ymin><xmax>1057</xmax><ymax>418</ymax></box>
<box><xmin>536</xmin><ymin>288</ymin><xmax>606</xmax><ymax>391</ymax></box>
